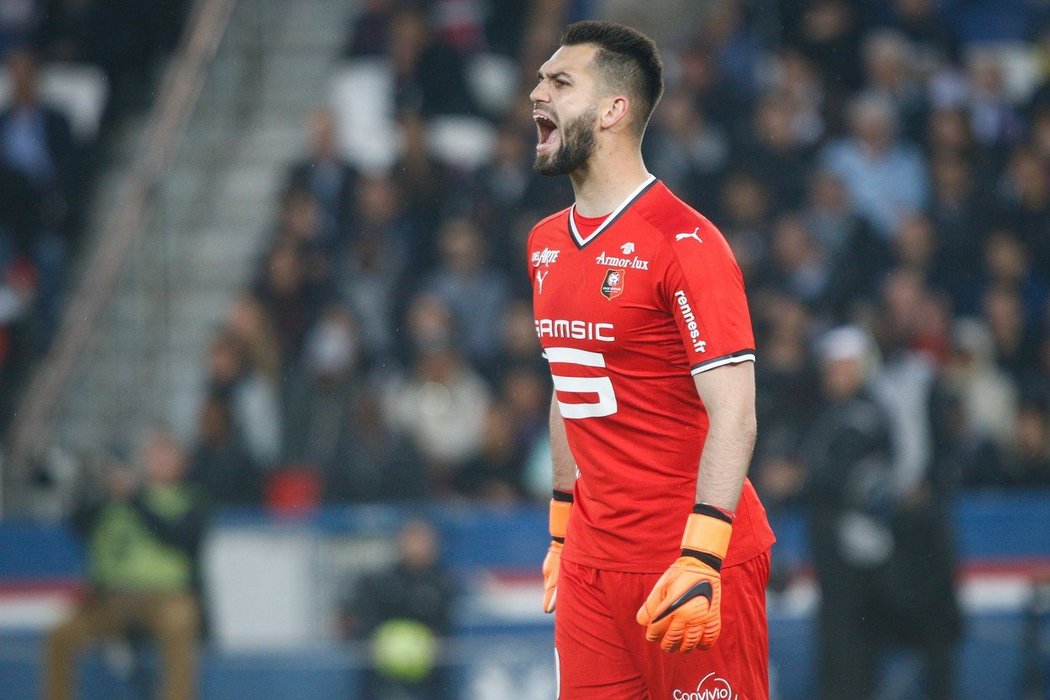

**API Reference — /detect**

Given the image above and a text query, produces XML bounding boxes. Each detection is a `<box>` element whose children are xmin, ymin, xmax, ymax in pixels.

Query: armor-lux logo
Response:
<box><xmin>595</xmin><ymin>251</ymin><xmax>649</xmax><ymax>270</ymax></box>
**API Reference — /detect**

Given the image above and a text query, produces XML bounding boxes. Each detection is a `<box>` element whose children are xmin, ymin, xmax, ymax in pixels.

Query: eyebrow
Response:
<box><xmin>537</xmin><ymin>70</ymin><xmax>573</xmax><ymax>82</ymax></box>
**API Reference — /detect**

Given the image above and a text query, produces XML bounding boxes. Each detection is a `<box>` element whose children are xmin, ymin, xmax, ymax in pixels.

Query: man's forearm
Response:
<box><xmin>693</xmin><ymin>362</ymin><xmax>757</xmax><ymax>511</ymax></box>
<box><xmin>549</xmin><ymin>393</ymin><xmax>577</xmax><ymax>492</ymax></box>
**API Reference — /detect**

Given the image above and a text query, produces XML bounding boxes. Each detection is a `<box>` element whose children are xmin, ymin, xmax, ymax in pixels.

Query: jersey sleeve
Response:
<box><xmin>661</xmin><ymin>221</ymin><xmax>755</xmax><ymax>375</ymax></box>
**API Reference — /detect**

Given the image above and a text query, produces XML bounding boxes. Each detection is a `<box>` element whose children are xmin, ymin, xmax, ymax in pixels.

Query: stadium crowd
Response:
<box><xmin>2</xmin><ymin>0</ymin><xmax>1048</xmax><ymax>539</ymax></box>
<box><xmin>8</xmin><ymin>1</ymin><xmax>1050</xmax><ymax>698</ymax></box>
<box><xmin>179</xmin><ymin>0</ymin><xmax>1050</xmax><ymax>511</ymax></box>
<box><xmin>0</xmin><ymin>0</ymin><xmax>190</xmax><ymax>433</ymax></box>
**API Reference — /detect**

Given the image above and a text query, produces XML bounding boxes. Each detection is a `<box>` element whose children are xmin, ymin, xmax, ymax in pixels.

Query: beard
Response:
<box><xmin>534</xmin><ymin>107</ymin><xmax>598</xmax><ymax>176</ymax></box>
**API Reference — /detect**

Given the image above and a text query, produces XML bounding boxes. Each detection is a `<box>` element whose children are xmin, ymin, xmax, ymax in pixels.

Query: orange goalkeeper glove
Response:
<box><xmin>636</xmin><ymin>504</ymin><xmax>733</xmax><ymax>653</ymax></box>
<box><xmin>542</xmin><ymin>490</ymin><xmax>573</xmax><ymax>613</ymax></box>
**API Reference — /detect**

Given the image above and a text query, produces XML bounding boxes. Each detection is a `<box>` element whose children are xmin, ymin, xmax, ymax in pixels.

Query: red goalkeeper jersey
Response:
<box><xmin>528</xmin><ymin>176</ymin><xmax>775</xmax><ymax>573</ymax></box>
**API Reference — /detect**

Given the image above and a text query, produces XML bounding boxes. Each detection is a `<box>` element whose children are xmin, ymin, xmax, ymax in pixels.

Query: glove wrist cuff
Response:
<box><xmin>549</xmin><ymin>493</ymin><xmax>573</xmax><ymax>541</ymax></box>
<box><xmin>681</xmin><ymin>549</ymin><xmax>723</xmax><ymax>572</ymax></box>
<box><xmin>681</xmin><ymin>509</ymin><xmax>732</xmax><ymax>562</ymax></box>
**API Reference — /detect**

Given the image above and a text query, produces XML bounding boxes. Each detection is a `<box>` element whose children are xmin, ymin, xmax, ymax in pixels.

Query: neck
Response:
<box><xmin>569</xmin><ymin>140</ymin><xmax>651</xmax><ymax>216</ymax></box>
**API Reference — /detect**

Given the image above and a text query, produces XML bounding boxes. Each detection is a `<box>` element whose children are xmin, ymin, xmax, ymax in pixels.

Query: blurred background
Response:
<box><xmin>0</xmin><ymin>0</ymin><xmax>1047</xmax><ymax>698</ymax></box>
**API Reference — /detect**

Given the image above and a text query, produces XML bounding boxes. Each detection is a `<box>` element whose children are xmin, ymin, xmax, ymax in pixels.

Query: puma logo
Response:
<box><xmin>675</xmin><ymin>228</ymin><xmax>703</xmax><ymax>243</ymax></box>
<box><xmin>536</xmin><ymin>269</ymin><xmax>549</xmax><ymax>294</ymax></box>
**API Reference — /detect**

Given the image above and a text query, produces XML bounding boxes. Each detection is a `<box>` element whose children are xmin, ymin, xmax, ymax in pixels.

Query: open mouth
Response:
<box><xmin>533</xmin><ymin>111</ymin><xmax>559</xmax><ymax>154</ymax></box>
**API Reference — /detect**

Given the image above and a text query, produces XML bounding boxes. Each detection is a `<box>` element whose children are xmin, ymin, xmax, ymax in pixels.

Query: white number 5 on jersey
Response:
<box><xmin>546</xmin><ymin>347</ymin><xmax>618</xmax><ymax>419</ymax></box>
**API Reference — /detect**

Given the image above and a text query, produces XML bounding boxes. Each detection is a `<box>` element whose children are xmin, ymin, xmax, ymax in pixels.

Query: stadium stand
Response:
<box><xmin>0</xmin><ymin>0</ymin><xmax>1049</xmax><ymax>698</ymax></box>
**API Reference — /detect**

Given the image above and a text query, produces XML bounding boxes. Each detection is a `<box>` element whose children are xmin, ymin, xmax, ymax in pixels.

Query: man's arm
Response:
<box><xmin>692</xmin><ymin>361</ymin><xmax>757</xmax><ymax>510</ymax></box>
<box><xmin>542</xmin><ymin>392</ymin><xmax>576</xmax><ymax>613</ymax></box>
<box><xmin>549</xmin><ymin>393</ymin><xmax>577</xmax><ymax>492</ymax></box>
<box><xmin>636</xmin><ymin>360</ymin><xmax>756</xmax><ymax>652</ymax></box>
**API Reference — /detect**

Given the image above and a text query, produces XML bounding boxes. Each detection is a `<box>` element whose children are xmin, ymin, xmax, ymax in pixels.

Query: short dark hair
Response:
<box><xmin>560</xmin><ymin>21</ymin><xmax>664</xmax><ymax>135</ymax></box>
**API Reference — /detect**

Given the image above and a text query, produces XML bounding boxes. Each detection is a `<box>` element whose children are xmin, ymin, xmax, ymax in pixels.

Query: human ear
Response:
<box><xmin>600</xmin><ymin>95</ymin><xmax>631</xmax><ymax>130</ymax></box>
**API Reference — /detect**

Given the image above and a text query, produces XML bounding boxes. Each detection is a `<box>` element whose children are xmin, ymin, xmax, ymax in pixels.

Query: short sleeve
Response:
<box><xmin>661</xmin><ymin>221</ymin><xmax>755</xmax><ymax>375</ymax></box>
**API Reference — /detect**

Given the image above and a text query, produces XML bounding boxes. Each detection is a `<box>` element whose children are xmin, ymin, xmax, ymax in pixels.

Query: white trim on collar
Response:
<box><xmin>568</xmin><ymin>174</ymin><xmax>657</xmax><ymax>248</ymax></box>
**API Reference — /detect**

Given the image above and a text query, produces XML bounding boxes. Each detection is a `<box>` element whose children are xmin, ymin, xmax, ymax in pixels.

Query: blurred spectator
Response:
<box><xmin>766</xmin><ymin>212</ymin><xmax>830</xmax><ymax>306</ymax></box>
<box><xmin>188</xmin><ymin>394</ymin><xmax>260</xmax><ymax>505</ymax></box>
<box><xmin>382</xmin><ymin>8</ymin><xmax>478</xmax><ymax>118</ymax></box>
<box><xmin>43</xmin><ymin>429</ymin><xmax>208</xmax><ymax>700</ymax></box>
<box><xmin>280</xmin><ymin>305</ymin><xmax>389</xmax><ymax>500</ymax></box>
<box><xmin>716</xmin><ymin>170</ymin><xmax>771</xmax><ymax>282</ymax></box>
<box><xmin>784</xmin><ymin>0</ymin><xmax>866</xmax><ymax>97</ymax></box>
<box><xmin>861</xmin><ymin>29</ymin><xmax>926</xmax><ymax>143</ymax></box>
<box><xmin>251</xmin><ymin>240</ymin><xmax>336</xmax><ymax>372</ymax></box>
<box><xmin>703</xmin><ymin>0</ymin><xmax>764</xmax><ymax>103</ymax></box>
<box><xmin>455</xmin><ymin>402</ymin><xmax>524</xmax><ymax>500</ymax></box>
<box><xmin>926</xmin><ymin>151</ymin><xmax>987</xmax><ymax>305</ymax></box>
<box><xmin>645</xmin><ymin>89</ymin><xmax>729</xmax><ymax>209</ymax></box>
<box><xmin>872</xmin><ymin>293</ymin><xmax>961</xmax><ymax>700</ymax></box>
<box><xmin>472</xmin><ymin>120</ymin><xmax>534</xmax><ymax>236</ymax></box>
<box><xmin>337</xmin><ymin>175</ymin><xmax>413</xmax><ymax>362</ymax></box>
<box><xmin>979</xmin><ymin>230</ymin><xmax>1048</xmax><ymax>326</ymax></box>
<box><xmin>967</xmin><ymin>49</ymin><xmax>1025</xmax><ymax>149</ymax></box>
<box><xmin>204</xmin><ymin>330</ymin><xmax>281</xmax><ymax>469</ymax></box>
<box><xmin>924</xmin><ymin>106</ymin><xmax>978</xmax><ymax>160</ymax></box>
<box><xmin>676</xmin><ymin>40</ymin><xmax>747</xmax><ymax>134</ymax></box>
<box><xmin>429</xmin><ymin>0</ymin><xmax>486</xmax><ymax>54</ymax></box>
<box><xmin>821</xmin><ymin>92</ymin><xmax>929</xmax><ymax>239</ymax></box>
<box><xmin>881</xmin><ymin>0</ymin><xmax>957</xmax><ymax>67</ymax></box>
<box><xmin>271</xmin><ymin>188</ymin><xmax>334</xmax><ymax>261</ymax></box>
<box><xmin>485</xmin><ymin>298</ymin><xmax>546</xmax><ymax>380</ymax></box>
<box><xmin>383</xmin><ymin>294</ymin><xmax>491</xmax><ymax>496</ymax></box>
<box><xmin>879</xmin><ymin>267</ymin><xmax>952</xmax><ymax>362</ymax></box>
<box><xmin>997</xmin><ymin>145</ymin><xmax>1050</xmax><ymax>274</ymax></box>
<box><xmin>981</xmin><ymin>284</ymin><xmax>1039</xmax><ymax>380</ymax></box>
<box><xmin>285</xmin><ymin>107</ymin><xmax>358</xmax><ymax>238</ymax></box>
<box><xmin>342</xmin><ymin>0</ymin><xmax>396</xmax><ymax>57</ymax></box>
<box><xmin>0</xmin><ymin>47</ymin><xmax>74</xmax><ymax>327</ymax></box>
<box><xmin>343</xmin><ymin>519</ymin><xmax>456</xmax><ymax>699</ymax></box>
<box><xmin>997</xmin><ymin>399</ymin><xmax>1050</xmax><ymax>486</ymax></box>
<box><xmin>0</xmin><ymin>252</ymin><xmax>35</xmax><ymax>429</ymax></box>
<box><xmin>889</xmin><ymin>213</ymin><xmax>940</xmax><ymax>283</ymax></box>
<box><xmin>225</xmin><ymin>294</ymin><xmax>282</xmax><ymax>386</ymax></box>
<box><xmin>801</xmin><ymin>326</ymin><xmax>896</xmax><ymax>700</ymax></box>
<box><xmin>423</xmin><ymin>216</ymin><xmax>510</xmax><ymax>365</ymax></box>
<box><xmin>763</xmin><ymin>47</ymin><xmax>826</xmax><ymax>147</ymax></box>
<box><xmin>941</xmin><ymin>317</ymin><xmax>1019</xmax><ymax>484</ymax></box>
<box><xmin>805</xmin><ymin>168</ymin><xmax>889</xmax><ymax>319</ymax></box>
<box><xmin>738</xmin><ymin>91</ymin><xmax>813</xmax><ymax>210</ymax></box>
<box><xmin>484</xmin><ymin>0</ymin><xmax>532</xmax><ymax>58</ymax></box>
<box><xmin>392</xmin><ymin>111</ymin><xmax>457</xmax><ymax>243</ymax></box>
<box><xmin>751</xmin><ymin>293</ymin><xmax>818</xmax><ymax>506</ymax></box>
<box><xmin>0</xmin><ymin>0</ymin><xmax>41</xmax><ymax>59</ymax></box>
<box><xmin>339</xmin><ymin>386</ymin><xmax>427</xmax><ymax>502</ymax></box>
<box><xmin>37</xmin><ymin>0</ymin><xmax>189</xmax><ymax>110</ymax></box>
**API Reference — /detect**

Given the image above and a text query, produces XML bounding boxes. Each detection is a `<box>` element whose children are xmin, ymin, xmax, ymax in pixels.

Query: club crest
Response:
<box><xmin>601</xmin><ymin>268</ymin><xmax>626</xmax><ymax>300</ymax></box>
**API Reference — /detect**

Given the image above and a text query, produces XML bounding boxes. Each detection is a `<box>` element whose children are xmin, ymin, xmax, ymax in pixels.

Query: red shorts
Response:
<box><xmin>554</xmin><ymin>551</ymin><xmax>771</xmax><ymax>699</ymax></box>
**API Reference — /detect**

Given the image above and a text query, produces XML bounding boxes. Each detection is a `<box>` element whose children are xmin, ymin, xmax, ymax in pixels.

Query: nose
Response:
<box><xmin>530</xmin><ymin>81</ymin><xmax>548</xmax><ymax>105</ymax></box>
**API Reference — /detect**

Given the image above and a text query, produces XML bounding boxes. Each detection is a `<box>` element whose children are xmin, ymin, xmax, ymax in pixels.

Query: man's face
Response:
<box><xmin>822</xmin><ymin>357</ymin><xmax>863</xmax><ymax>401</ymax></box>
<box><xmin>530</xmin><ymin>44</ymin><xmax>602</xmax><ymax>176</ymax></box>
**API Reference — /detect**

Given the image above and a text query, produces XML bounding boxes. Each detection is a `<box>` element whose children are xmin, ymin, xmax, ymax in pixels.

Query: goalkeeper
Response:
<box><xmin>529</xmin><ymin>21</ymin><xmax>776</xmax><ymax>699</ymax></box>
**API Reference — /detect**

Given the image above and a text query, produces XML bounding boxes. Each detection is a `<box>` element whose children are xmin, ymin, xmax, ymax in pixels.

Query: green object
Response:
<box><xmin>89</xmin><ymin>486</ymin><xmax>194</xmax><ymax>592</ymax></box>
<box><xmin>371</xmin><ymin>618</ymin><xmax>437</xmax><ymax>682</ymax></box>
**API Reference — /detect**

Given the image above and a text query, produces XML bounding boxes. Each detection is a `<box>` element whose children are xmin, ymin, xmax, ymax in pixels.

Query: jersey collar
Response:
<box><xmin>567</xmin><ymin>174</ymin><xmax>657</xmax><ymax>249</ymax></box>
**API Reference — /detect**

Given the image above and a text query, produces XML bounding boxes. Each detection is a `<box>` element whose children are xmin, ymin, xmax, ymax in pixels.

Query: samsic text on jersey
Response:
<box><xmin>528</xmin><ymin>176</ymin><xmax>775</xmax><ymax>573</ymax></box>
